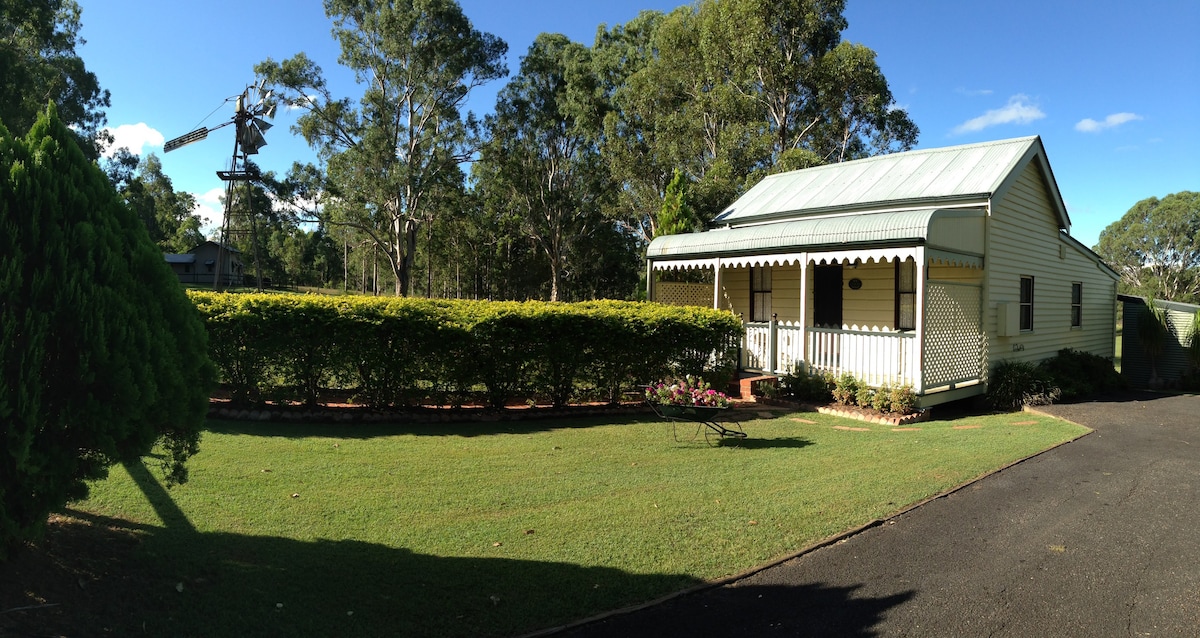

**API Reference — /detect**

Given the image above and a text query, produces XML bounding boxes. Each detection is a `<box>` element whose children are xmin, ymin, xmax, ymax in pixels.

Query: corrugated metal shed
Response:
<box><xmin>1119</xmin><ymin>295</ymin><xmax>1200</xmax><ymax>388</ymax></box>
<box><xmin>713</xmin><ymin>136</ymin><xmax>1062</xmax><ymax>227</ymax></box>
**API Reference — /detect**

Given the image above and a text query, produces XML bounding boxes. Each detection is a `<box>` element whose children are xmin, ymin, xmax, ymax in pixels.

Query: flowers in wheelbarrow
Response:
<box><xmin>645</xmin><ymin>376</ymin><xmax>730</xmax><ymax>408</ymax></box>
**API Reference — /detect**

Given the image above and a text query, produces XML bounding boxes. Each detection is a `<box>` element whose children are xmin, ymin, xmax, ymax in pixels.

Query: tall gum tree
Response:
<box><xmin>256</xmin><ymin>0</ymin><xmax>506</xmax><ymax>296</ymax></box>
<box><xmin>1095</xmin><ymin>191</ymin><xmax>1200</xmax><ymax>303</ymax></box>
<box><xmin>0</xmin><ymin>0</ymin><xmax>110</xmax><ymax>156</ymax></box>
<box><xmin>475</xmin><ymin>33</ymin><xmax>613</xmax><ymax>302</ymax></box>
<box><xmin>594</xmin><ymin>0</ymin><xmax>916</xmax><ymax>238</ymax></box>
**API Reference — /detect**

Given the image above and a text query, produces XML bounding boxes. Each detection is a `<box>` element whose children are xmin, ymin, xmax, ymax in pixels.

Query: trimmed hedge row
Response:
<box><xmin>188</xmin><ymin>292</ymin><xmax>742</xmax><ymax>408</ymax></box>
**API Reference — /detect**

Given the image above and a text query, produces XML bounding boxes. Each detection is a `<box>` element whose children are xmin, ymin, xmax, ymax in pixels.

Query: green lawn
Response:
<box><xmin>67</xmin><ymin>409</ymin><xmax>1087</xmax><ymax>637</ymax></box>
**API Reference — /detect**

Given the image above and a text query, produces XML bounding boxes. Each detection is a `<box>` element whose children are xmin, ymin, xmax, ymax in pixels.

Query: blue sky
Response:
<box><xmin>77</xmin><ymin>0</ymin><xmax>1198</xmax><ymax>248</ymax></box>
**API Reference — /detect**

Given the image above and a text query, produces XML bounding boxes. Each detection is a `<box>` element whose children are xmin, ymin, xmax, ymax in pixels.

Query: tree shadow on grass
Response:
<box><xmin>6</xmin><ymin>456</ymin><xmax>912</xmax><ymax>638</ymax></box>
<box><xmin>204</xmin><ymin>412</ymin><xmax>655</xmax><ymax>440</ymax></box>
<box><xmin>5</xmin><ymin>459</ymin><xmax>699</xmax><ymax>638</ymax></box>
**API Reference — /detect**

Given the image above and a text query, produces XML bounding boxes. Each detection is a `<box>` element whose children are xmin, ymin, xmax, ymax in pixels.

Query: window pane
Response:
<box><xmin>898</xmin><ymin>292</ymin><xmax>915</xmax><ymax>330</ymax></box>
<box><xmin>1020</xmin><ymin>277</ymin><xmax>1033</xmax><ymax>303</ymax></box>
<box><xmin>1020</xmin><ymin>305</ymin><xmax>1033</xmax><ymax>330</ymax></box>
<box><xmin>1072</xmin><ymin>282</ymin><xmax>1082</xmax><ymax>305</ymax></box>
<box><xmin>898</xmin><ymin>260</ymin><xmax>915</xmax><ymax>292</ymax></box>
<box><xmin>1071</xmin><ymin>306</ymin><xmax>1082</xmax><ymax>327</ymax></box>
<box><xmin>752</xmin><ymin>292</ymin><xmax>772</xmax><ymax>322</ymax></box>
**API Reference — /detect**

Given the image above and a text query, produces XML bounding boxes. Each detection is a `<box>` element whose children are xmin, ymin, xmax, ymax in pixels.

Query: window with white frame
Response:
<box><xmin>1019</xmin><ymin>276</ymin><xmax>1034</xmax><ymax>331</ymax></box>
<box><xmin>751</xmin><ymin>266</ymin><xmax>772</xmax><ymax>322</ymax></box>
<box><xmin>1071</xmin><ymin>282</ymin><xmax>1082</xmax><ymax>328</ymax></box>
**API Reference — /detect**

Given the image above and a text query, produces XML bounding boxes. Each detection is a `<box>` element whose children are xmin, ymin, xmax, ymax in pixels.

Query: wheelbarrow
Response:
<box><xmin>649</xmin><ymin>402</ymin><xmax>747</xmax><ymax>446</ymax></box>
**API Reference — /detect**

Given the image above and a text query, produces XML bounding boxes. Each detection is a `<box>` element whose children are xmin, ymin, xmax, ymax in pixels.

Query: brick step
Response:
<box><xmin>728</xmin><ymin>374</ymin><xmax>778</xmax><ymax>400</ymax></box>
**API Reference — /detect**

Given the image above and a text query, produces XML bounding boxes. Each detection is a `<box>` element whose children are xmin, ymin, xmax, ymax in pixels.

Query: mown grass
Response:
<box><xmin>67</xmin><ymin>408</ymin><xmax>1087</xmax><ymax>637</ymax></box>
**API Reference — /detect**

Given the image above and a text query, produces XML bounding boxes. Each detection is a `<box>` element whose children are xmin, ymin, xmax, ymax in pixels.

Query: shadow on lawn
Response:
<box><xmin>3</xmin><ymin>459</ymin><xmax>696</xmax><ymax>638</ymax></box>
<box><xmin>560</xmin><ymin>580</ymin><xmax>915</xmax><ymax>638</ymax></box>
<box><xmin>204</xmin><ymin>413</ymin><xmax>654</xmax><ymax>440</ymax></box>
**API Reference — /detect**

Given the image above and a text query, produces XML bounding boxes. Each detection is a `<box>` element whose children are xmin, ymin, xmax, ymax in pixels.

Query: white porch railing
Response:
<box><xmin>741</xmin><ymin>321</ymin><xmax>918</xmax><ymax>388</ymax></box>
<box><xmin>807</xmin><ymin>327</ymin><xmax>917</xmax><ymax>388</ymax></box>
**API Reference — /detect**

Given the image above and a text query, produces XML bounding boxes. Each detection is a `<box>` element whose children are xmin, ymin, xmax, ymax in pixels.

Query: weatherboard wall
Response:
<box><xmin>984</xmin><ymin>160</ymin><xmax>1117</xmax><ymax>368</ymax></box>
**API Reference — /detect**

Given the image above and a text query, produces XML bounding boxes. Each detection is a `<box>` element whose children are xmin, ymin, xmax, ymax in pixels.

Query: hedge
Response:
<box><xmin>188</xmin><ymin>292</ymin><xmax>741</xmax><ymax>408</ymax></box>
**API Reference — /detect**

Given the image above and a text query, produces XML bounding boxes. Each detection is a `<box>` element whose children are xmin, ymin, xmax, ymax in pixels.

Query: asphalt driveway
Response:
<box><xmin>557</xmin><ymin>392</ymin><xmax>1200</xmax><ymax>637</ymax></box>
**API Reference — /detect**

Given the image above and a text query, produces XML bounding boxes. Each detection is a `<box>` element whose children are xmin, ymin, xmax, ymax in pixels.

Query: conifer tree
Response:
<box><xmin>0</xmin><ymin>106</ymin><xmax>214</xmax><ymax>558</ymax></box>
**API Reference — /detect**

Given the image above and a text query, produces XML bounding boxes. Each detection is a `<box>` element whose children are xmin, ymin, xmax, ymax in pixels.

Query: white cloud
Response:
<box><xmin>952</xmin><ymin>94</ymin><xmax>1045</xmax><ymax>135</ymax></box>
<box><xmin>101</xmin><ymin>122</ymin><xmax>164</xmax><ymax>157</ymax></box>
<box><xmin>1074</xmin><ymin>112</ymin><xmax>1143</xmax><ymax>133</ymax></box>
<box><xmin>955</xmin><ymin>87</ymin><xmax>994</xmax><ymax>97</ymax></box>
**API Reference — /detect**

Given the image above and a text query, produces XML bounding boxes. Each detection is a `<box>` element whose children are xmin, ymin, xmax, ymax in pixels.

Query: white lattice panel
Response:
<box><xmin>924</xmin><ymin>282</ymin><xmax>984</xmax><ymax>388</ymax></box>
<box><xmin>655</xmin><ymin>282</ymin><xmax>713</xmax><ymax>307</ymax></box>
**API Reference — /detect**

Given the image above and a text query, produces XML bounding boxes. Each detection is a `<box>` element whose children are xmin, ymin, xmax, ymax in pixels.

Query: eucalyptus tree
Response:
<box><xmin>1095</xmin><ymin>191</ymin><xmax>1200</xmax><ymax>303</ymax></box>
<box><xmin>0</xmin><ymin>0</ymin><xmax>109</xmax><ymax>156</ymax></box>
<box><xmin>255</xmin><ymin>0</ymin><xmax>506</xmax><ymax>296</ymax></box>
<box><xmin>120</xmin><ymin>153</ymin><xmax>205</xmax><ymax>253</ymax></box>
<box><xmin>594</xmin><ymin>0</ymin><xmax>916</xmax><ymax>238</ymax></box>
<box><xmin>474</xmin><ymin>33</ymin><xmax>615</xmax><ymax>302</ymax></box>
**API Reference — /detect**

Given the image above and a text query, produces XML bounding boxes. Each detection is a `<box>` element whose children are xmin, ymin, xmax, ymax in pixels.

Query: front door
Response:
<box><xmin>813</xmin><ymin>264</ymin><xmax>843</xmax><ymax>328</ymax></box>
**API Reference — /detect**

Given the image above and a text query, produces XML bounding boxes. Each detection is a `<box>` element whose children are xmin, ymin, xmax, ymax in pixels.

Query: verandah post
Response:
<box><xmin>769</xmin><ymin>313</ymin><xmax>778</xmax><ymax>374</ymax></box>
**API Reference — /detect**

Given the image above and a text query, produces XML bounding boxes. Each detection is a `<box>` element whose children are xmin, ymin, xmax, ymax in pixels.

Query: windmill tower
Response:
<box><xmin>164</xmin><ymin>83</ymin><xmax>275</xmax><ymax>290</ymax></box>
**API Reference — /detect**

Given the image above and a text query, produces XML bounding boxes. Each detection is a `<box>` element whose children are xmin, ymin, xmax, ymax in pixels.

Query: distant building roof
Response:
<box><xmin>164</xmin><ymin>253</ymin><xmax>196</xmax><ymax>264</ymax></box>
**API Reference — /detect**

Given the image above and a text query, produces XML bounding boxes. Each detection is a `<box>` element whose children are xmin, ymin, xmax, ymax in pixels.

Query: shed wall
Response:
<box><xmin>1121</xmin><ymin>299</ymin><xmax>1199</xmax><ymax>387</ymax></box>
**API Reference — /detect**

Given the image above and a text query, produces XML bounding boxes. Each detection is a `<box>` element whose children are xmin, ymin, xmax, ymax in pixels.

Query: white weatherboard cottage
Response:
<box><xmin>646</xmin><ymin>136</ymin><xmax>1119</xmax><ymax>407</ymax></box>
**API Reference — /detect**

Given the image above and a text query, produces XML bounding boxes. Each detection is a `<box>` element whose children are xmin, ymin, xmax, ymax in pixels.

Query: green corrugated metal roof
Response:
<box><xmin>649</xmin><ymin>208</ymin><xmax>949</xmax><ymax>259</ymax></box>
<box><xmin>715</xmin><ymin>136</ymin><xmax>1048</xmax><ymax>225</ymax></box>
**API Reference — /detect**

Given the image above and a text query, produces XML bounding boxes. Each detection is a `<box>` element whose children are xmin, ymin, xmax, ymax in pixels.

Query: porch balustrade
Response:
<box><xmin>741</xmin><ymin>321</ymin><xmax>918</xmax><ymax>388</ymax></box>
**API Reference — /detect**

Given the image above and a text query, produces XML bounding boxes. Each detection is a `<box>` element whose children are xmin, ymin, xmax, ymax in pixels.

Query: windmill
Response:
<box><xmin>164</xmin><ymin>82</ymin><xmax>276</xmax><ymax>290</ymax></box>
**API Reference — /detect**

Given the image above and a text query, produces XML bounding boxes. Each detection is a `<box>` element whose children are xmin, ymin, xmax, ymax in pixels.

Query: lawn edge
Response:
<box><xmin>523</xmin><ymin>413</ymin><xmax>1094</xmax><ymax>637</ymax></box>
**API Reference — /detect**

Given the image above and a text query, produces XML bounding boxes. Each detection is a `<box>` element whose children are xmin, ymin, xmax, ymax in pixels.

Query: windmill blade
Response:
<box><xmin>164</xmin><ymin>127</ymin><xmax>209</xmax><ymax>153</ymax></box>
<box><xmin>239</xmin><ymin>125</ymin><xmax>267</xmax><ymax>155</ymax></box>
<box><xmin>253</xmin><ymin>117</ymin><xmax>273</xmax><ymax>132</ymax></box>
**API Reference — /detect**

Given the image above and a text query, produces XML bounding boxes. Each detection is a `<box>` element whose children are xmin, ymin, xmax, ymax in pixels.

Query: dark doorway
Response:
<box><xmin>813</xmin><ymin>264</ymin><xmax>843</xmax><ymax>328</ymax></box>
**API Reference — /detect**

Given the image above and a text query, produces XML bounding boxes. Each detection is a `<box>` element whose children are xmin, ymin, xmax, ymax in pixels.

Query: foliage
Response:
<box><xmin>778</xmin><ymin>365</ymin><xmax>835</xmax><ymax>403</ymax></box>
<box><xmin>0</xmin><ymin>107</ymin><xmax>214</xmax><ymax>558</ymax></box>
<box><xmin>0</xmin><ymin>0</ymin><xmax>109</xmax><ymax>156</ymax></box>
<box><xmin>189</xmin><ymin>292</ymin><xmax>742</xmax><ymax>409</ymax></box>
<box><xmin>854</xmin><ymin>384</ymin><xmax>875</xmax><ymax>409</ymax></box>
<box><xmin>1036</xmin><ymin>348</ymin><xmax>1125</xmax><ymax>401</ymax></box>
<box><xmin>887</xmin><ymin>385</ymin><xmax>917</xmax><ymax>416</ymax></box>
<box><xmin>118</xmin><ymin>153</ymin><xmax>205</xmax><ymax>253</ymax></box>
<box><xmin>987</xmin><ymin>359</ymin><xmax>1061</xmax><ymax>411</ymax></box>
<box><xmin>655</xmin><ymin>168</ymin><xmax>702</xmax><ymax>237</ymax></box>
<box><xmin>474</xmin><ymin>33</ymin><xmax>612</xmax><ymax>301</ymax></box>
<box><xmin>645</xmin><ymin>376</ymin><xmax>730</xmax><ymax>407</ymax></box>
<box><xmin>1095</xmin><ymin>192</ymin><xmax>1200</xmax><ymax>303</ymax></box>
<box><xmin>871</xmin><ymin>383</ymin><xmax>891</xmax><ymax>413</ymax></box>
<box><xmin>256</xmin><ymin>0</ymin><xmax>507</xmax><ymax>296</ymax></box>
<box><xmin>593</xmin><ymin>0</ymin><xmax>917</xmax><ymax>239</ymax></box>
<box><xmin>831</xmin><ymin>372</ymin><xmax>859</xmax><ymax>406</ymax></box>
